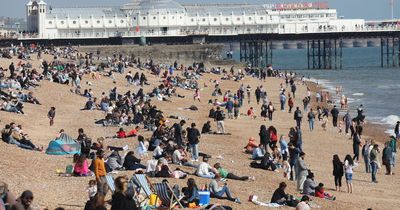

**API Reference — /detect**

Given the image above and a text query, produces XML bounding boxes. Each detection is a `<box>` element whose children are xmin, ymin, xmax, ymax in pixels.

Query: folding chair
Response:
<box><xmin>105</xmin><ymin>175</ymin><xmax>116</xmax><ymax>193</ymax></box>
<box><xmin>153</xmin><ymin>182</ymin><xmax>184</xmax><ymax>210</ymax></box>
<box><xmin>133</xmin><ymin>174</ymin><xmax>155</xmax><ymax>198</ymax></box>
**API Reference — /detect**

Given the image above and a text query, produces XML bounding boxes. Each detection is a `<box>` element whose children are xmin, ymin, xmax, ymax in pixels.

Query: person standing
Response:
<box><xmin>268</xmin><ymin>102</ymin><xmax>275</xmax><ymax>121</ymax></box>
<box><xmin>173</xmin><ymin>120</ymin><xmax>185</xmax><ymax>147</ymax></box>
<box><xmin>332</xmin><ymin>154</ymin><xmax>344</xmax><ymax>192</ymax></box>
<box><xmin>307</xmin><ymin>109</ymin><xmax>315</xmax><ymax>131</ymax></box>
<box><xmin>362</xmin><ymin>140</ymin><xmax>372</xmax><ymax>173</ymax></box>
<box><xmin>296</xmin><ymin>126</ymin><xmax>303</xmax><ymax>152</ymax></box>
<box><xmin>280</xmin><ymin>92</ymin><xmax>286</xmax><ymax>111</ymax></box>
<box><xmin>382</xmin><ymin>142</ymin><xmax>393</xmax><ymax>175</ymax></box>
<box><xmin>352</xmin><ymin>130</ymin><xmax>362</xmax><ymax>162</ymax></box>
<box><xmin>389</xmin><ymin>135</ymin><xmax>397</xmax><ymax>168</ymax></box>
<box><xmin>187</xmin><ymin>123</ymin><xmax>201</xmax><ymax>162</ymax></box>
<box><xmin>246</xmin><ymin>85</ymin><xmax>252</xmax><ymax>104</ymax></box>
<box><xmin>295</xmin><ymin>152</ymin><xmax>308</xmax><ymax>193</ymax></box>
<box><xmin>395</xmin><ymin>121</ymin><xmax>400</xmax><ymax>139</ymax></box>
<box><xmin>214</xmin><ymin>107</ymin><xmax>225</xmax><ymax>134</ymax></box>
<box><xmin>291</xmin><ymin>83</ymin><xmax>297</xmax><ymax>98</ymax></box>
<box><xmin>9</xmin><ymin>62</ymin><xmax>15</xmax><ymax>77</ymax></box>
<box><xmin>288</xmin><ymin>143</ymin><xmax>300</xmax><ymax>181</ymax></box>
<box><xmin>344</xmin><ymin>154</ymin><xmax>356</xmax><ymax>193</ymax></box>
<box><xmin>47</xmin><ymin>107</ymin><xmax>56</xmax><ymax>126</ymax></box>
<box><xmin>255</xmin><ymin>86</ymin><xmax>261</xmax><ymax>105</ymax></box>
<box><xmin>294</xmin><ymin>107</ymin><xmax>303</xmax><ymax>129</ymax></box>
<box><xmin>225</xmin><ymin>98</ymin><xmax>234</xmax><ymax>119</ymax></box>
<box><xmin>94</xmin><ymin>150</ymin><xmax>108</xmax><ymax>196</ymax></box>
<box><xmin>370</xmin><ymin>144</ymin><xmax>380</xmax><ymax>183</ymax></box>
<box><xmin>259</xmin><ymin>125</ymin><xmax>270</xmax><ymax>153</ymax></box>
<box><xmin>343</xmin><ymin>111</ymin><xmax>352</xmax><ymax>136</ymax></box>
<box><xmin>288</xmin><ymin>94</ymin><xmax>294</xmax><ymax>113</ymax></box>
<box><xmin>330</xmin><ymin>105</ymin><xmax>339</xmax><ymax>127</ymax></box>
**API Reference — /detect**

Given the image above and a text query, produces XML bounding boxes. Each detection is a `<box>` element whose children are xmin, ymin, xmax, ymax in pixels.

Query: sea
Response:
<box><xmin>231</xmin><ymin>47</ymin><xmax>400</xmax><ymax>134</ymax></box>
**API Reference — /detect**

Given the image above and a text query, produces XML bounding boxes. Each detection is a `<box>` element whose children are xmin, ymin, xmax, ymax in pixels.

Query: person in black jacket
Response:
<box><xmin>123</xmin><ymin>151</ymin><xmax>146</xmax><ymax>170</ymax></box>
<box><xmin>214</xmin><ymin>107</ymin><xmax>225</xmax><ymax>134</ymax></box>
<box><xmin>332</xmin><ymin>154</ymin><xmax>344</xmax><ymax>192</ymax></box>
<box><xmin>271</xmin><ymin>182</ymin><xmax>289</xmax><ymax>204</ymax></box>
<box><xmin>111</xmin><ymin>176</ymin><xmax>139</xmax><ymax>210</ymax></box>
<box><xmin>187</xmin><ymin>123</ymin><xmax>201</xmax><ymax>161</ymax></box>
<box><xmin>330</xmin><ymin>105</ymin><xmax>340</xmax><ymax>127</ymax></box>
<box><xmin>259</xmin><ymin>125</ymin><xmax>270</xmax><ymax>153</ymax></box>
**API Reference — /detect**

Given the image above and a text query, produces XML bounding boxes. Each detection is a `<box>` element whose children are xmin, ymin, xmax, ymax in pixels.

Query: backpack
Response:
<box><xmin>296</xmin><ymin>111</ymin><xmax>302</xmax><ymax>119</ymax></box>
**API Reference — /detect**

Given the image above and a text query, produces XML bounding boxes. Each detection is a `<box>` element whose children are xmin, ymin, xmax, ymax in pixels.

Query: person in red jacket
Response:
<box><xmin>315</xmin><ymin>183</ymin><xmax>335</xmax><ymax>200</ymax></box>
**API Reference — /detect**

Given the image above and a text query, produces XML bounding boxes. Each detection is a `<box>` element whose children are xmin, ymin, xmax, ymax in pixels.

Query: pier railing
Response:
<box><xmin>17</xmin><ymin>25</ymin><xmax>400</xmax><ymax>40</ymax></box>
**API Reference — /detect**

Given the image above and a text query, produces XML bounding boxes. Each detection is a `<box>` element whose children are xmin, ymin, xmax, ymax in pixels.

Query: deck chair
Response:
<box><xmin>133</xmin><ymin>174</ymin><xmax>154</xmax><ymax>198</ymax></box>
<box><xmin>153</xmin><ymin>181</ymin><xmax>184</xmax><ymax>209</ymax></box>
<box><xmin>105</xmin><ymin>175</ymin><xmax>116</xmax><ymax>193</ymax></box>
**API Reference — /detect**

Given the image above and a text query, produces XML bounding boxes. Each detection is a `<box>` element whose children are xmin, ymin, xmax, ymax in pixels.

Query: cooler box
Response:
<box><xmin>198</xmin><ymin>191</ymin><xmax>210</xmax><ymax>206</ymax></box>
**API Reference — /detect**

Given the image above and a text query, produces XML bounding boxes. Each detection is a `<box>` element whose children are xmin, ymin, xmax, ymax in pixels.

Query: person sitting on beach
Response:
<box><xmin>182</xmin><ymin>178</ymin><xmax>200</xmax><ymax>207</ymax></box>
<box><xmin>250</xmin><ymin>152</ymin><xmax>278</xmax><ymax>172</ymax></box>
<box><xmin>296</xmin><ymin>195</ymin><xmax>311</xmax><ymax>210</ymax></box>
<box><xmin>196</xmin><ymin>157</ymin><xmax>216</xmax><ymax>179</ymax></box>
<box><xmin>107</xmin><ymin>151</ymin><xmax>123</xmax><ymax>171</ymax></box>
<box><xmin>244</xmin><ymin>137</ymin><xmax>258</xmax><ymax>154</ymax></box>
<box><xmin>209</xmin><ymin>174</ymin><xmax>241</xmax><ymax>204</ymax></box>
<box><xmin>252</xmin><ymin>144</ymin><xmax>266</xmax><ymax>160</ymax></box>
<box><xmin>270</xmin><ymin>182</ymin><xmax>298</xmax><ymax>206</ymax></box>
<box><xmin>247</xmin><ymin>107</ymin><xmax>256</xmax><ymax>119</ymax></box>
<box><xmin>172</xmin><ymin>146</ymin><xmax>197</xmax><ymax>168</ymax></box>
<box><xmin>315</xmin><ymin>183</ymin><xmax>335</xmax><ymax>200</ymax></box>
<box><xmin>201</xmin><ymin>121</ymin><xmax>212</xmax><ymax>134</ymax></box>
<box><xmin>123</xmin><ymin>151</ymin><xmax>146</xmax><ymax>171</ymax></box>
<box><xmin>302</xmin><ymin>173</ymin><xmax>317</xmax><ymax>196</ymax></box>
<box><xmin>12</xmin><ymin>190</ymin><xmax>35</xmax><ymax>210</ymax></box>
<box><xmin>214</xmin><ymin>163</ymin><xmax>254</xmax><ymax>181</ymax></box>
<box><xmin>73</xmin><ymin>154</ymin><xmax>92</xmax><ymax>176</ymax></box>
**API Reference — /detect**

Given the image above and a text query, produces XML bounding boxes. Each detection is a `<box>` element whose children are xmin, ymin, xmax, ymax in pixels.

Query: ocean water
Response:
<box><xmin>233</xmin><ymin>47</ymin><xmax>400</xmax><ymax>133</ymax></box>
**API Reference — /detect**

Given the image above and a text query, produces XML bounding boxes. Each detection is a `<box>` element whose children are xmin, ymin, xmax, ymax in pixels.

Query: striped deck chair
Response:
<box><xmin>153</xmin><ymin>182</ymin><xmax>184</xmax><ymax>210</ymax></box>
<box><xmin>133</xmin><ymin>174</ymin><xmax>154</xmax><ymax>198</ymax></box>
<box><xmin>105</xmin><ymin>175</ymin><xmax>116</xmax><ymax>193</ymax></box>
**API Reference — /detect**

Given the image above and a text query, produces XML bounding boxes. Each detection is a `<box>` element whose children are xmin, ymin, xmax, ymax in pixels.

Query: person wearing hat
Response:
<box><xmin>94</xmin><ymin>150</ymin><xmax>108</xmax><ymax>196</ymax></box>
<box><xmin>295</xmin><ymin>152</ymin><xmax>309</xmax><ymax>193</ymax></box>
<box><xmin>11</xmin><ymin>190</ymin><xmax>34</xmax><ymax>210</ymax></box>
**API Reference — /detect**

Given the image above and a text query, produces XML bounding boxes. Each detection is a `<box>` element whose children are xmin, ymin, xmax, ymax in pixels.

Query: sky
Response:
<box><xmin>2</xmin><ymin>0</ymin><xmax>399</xmax><ymax>20</ymax></box>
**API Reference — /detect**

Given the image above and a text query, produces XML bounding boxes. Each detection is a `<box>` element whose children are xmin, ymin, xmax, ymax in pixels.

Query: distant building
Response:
<box><xmin>26</xmin><ymin>0</ymin><xmax>366</xmax><ymax>39</ymax></box>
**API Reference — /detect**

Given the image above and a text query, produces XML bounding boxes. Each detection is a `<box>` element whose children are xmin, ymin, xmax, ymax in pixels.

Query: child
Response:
<box><xmin>47</xmin><ymin>107</ymin><xmax>56</xmax><ymax>126</ymax></box>
<box><xmin>247</xmin><ymin>107</ymin><xmax>256</xmax><ymax>119</ymax></box>
<box><xmin>282</xmin><ymin>160</ymin><xmax>291</xmax><ymax>180</ymax></box>
<box><xmin>338</xmin><ymin>121</ymin><xmax>343</xmax><ymax>134</ymax></box>
<box><xmin>321</xmin><ymin>117</ymin><xmax>328</xmax><ymax>131</ymax></box>
<box><xmin>315</xmin><ymin>183</ymin><xmax>335</xmax><ymax>200</ymax></box>
<box><xmin>86</xmin><ymin>180</ymin><xmax>97</xmax><ymax>201</ymax></box>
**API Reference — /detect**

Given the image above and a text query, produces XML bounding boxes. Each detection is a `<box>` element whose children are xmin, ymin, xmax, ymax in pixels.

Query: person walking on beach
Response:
<box><xmin>268</xmin><ymin>102</ymin><xmax>275</xmax><ymax>121</ymax></box>
<box><xmin>343</xmin><ymin>111</ymin><xmax>352</xmax><ymax>136</ymax></box>
<box><xmin>330</xmin><ymin>105</ymin><xmax>339</xmax><ymax>127</ymax></box>
<box><xmin>295</xmin><ymin>152</ymin><xmax>308</xmax><ymax>192</ymax></box>
<box><xmin>332</xmin><ymin>154</ymin><xmax>344</xmax><ymax>192</ymax></box>
<box><xmin>47</xmin><ymin>107</ymin><xmax>56</xmax><ymax>126</ymax></box>
<box><xmin>370</xmin><ymin>144</ymin><xmax>380</xmax><ymax>183</ymax></box>
<box><xmin>344</xmin><ymin>154</ymin><xmax>356</xmax><ymax>193</ymax></box>
<box><xmin>225</xmin><ymin>98</ymin><xmax>234</xmax><ymax>119</ymax></box>
<box><xmin>294</xmin><ymin>107</ymin><xmax>303</xmax><ymax>129</ymax></box>
<box><xmin>288</xmin><ymin>143</ymin><xmax>300</xmax><ymax>181</ymax></box>
<box><xmin>193</xmin><ymin>88</ymin><xmax>201</xmax><ymax>102</ymax></box>
<box><xmin>291</xmin><ymin>83</ymin><xmax>297</xmax><ymax>98</ymax></box>
<box><xmin>255</xmin><ymin>86</ymin><xmax>261</xmax><ymax>105</ymax></box>
<box><xmin>307</xmin><ymin>108</ymin><xmax>315</xmax><ymax>132</ymax></box>
<box><xmin>259</xmin><ymin>125</ymin><xmax>270</xmax><ymax>153</ymax></box>
<box><xmin>214</xmin><ymin>107</ymin><xmax>225</xmax><ymax>134</ymax></box>
<box><xmin>395</xmin><ymin>121</ymin><xmax>400</xmax><ymax>139</ymax></box>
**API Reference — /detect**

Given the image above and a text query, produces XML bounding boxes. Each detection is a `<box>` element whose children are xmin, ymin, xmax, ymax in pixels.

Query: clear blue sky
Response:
<box><xmin>3</xmin><ymin>0</ymin><xmax>398</xmax><ymax>20</ymax></box>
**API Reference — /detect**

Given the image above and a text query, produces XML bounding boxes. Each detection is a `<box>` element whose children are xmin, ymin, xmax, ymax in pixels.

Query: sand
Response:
<box><xmin>0</xmin><ymin>51</ymin><xmax>399</xmax><ymax>210</ymax></box>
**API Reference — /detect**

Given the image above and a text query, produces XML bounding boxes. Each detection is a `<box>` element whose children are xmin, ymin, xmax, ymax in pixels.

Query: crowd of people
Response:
<box><xmin>0</xmin><ymin>43</ymin><xmax>398</xmax><ymax>210</ymax></box>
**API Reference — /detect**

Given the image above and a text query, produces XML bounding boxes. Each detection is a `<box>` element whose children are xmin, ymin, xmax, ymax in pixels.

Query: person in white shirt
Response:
<box><xmin>196</xmin><ymin>157</ymin><xmax>215</xmax><ymax>179</ymax></box>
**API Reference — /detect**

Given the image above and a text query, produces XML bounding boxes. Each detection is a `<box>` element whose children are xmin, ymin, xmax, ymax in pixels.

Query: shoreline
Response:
<box><xmin>306</xmin><ymin>80</ymin><xmax>391</xmax><ymax>144</ymax></box>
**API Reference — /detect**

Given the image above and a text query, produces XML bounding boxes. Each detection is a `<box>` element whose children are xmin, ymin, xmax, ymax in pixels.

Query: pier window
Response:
<box><xmin>120</xmin><ymin>20</ymin><xmax>124</xmax><ymax>23</ymax></box>
<box><xmin>214</xmin><ymin>18</ymin><xmax>217</xmax><ymax>21</ymax></box>
<box><xmin>133</xmin><ymin>17</ymin><xmax>136</xmax><ymax>20</ymax></box>
<box><xmin>237</xmin><ymin>18</ymin><xmax>241</xmax><ymax>21</ymax></box>
<box><xmin>202</xmin><ymin>18</ymin><xmax>206</xmax><ymax>22</ymax></box>
<box><xmin>85</xmin><ymin>20</ymin><xmax>89</xmax><ymax>24</ymax></box>
<box><xmin>249</xmin><ymin>17</ymin><xmax>252</xmax><ymax>20</ymax></box>
<box><xmin>48</xmin><ymin>21</ymin><xmax>52</xmax><ymax>24</ymax></box>
<box><xmin>61</xmin><ymin>21</ymin><xmax>64</xmax><ymax>24</ymax></box>
<box><xmin>153</xmin><ymin>16</ymin><xmax>156</xmax><ymax>20</ymax></box>
<box><xmin>225</xmin><ymin>18</ymin><xmax>229</xmax><ymax>21</ymax></box>
<box><xmin>97</xmin><ymin>20</ymin><xmax>100</xmax><ymax>24</ymax></box>
<box><xmin>109</xmin><ymin>20</ymin><xmax>112</xmax><ymax>24</ymax></box>
<box><xmin>191</xmin><ymin>18</ymin><xmax>194</xmax><ymax>22</ymax></box>
<box><xmin>163</xmin><ymin>16</ymin><xmax>166</xmax><ymax>20</ymax></box>
<box><xmin>73</xmin><ymin>21</ymin><xmax>76</xmax><ymax>24</ymax></box>
<box><xmin>260</xmin><ymin>17</ymin><xmax>264</xmax><ymax>20</ymax></box>
<box><xmin>143</xmin><ymin>17</ymin><xmax>146</xmax><ymax>20</ymax></box>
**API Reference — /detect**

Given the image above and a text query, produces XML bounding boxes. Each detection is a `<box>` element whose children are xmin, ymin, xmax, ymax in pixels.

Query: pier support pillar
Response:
<box><xmin>307</xmin><ymin>38</ymin><xmax>342</xmax><ymax>69</ymax></box>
